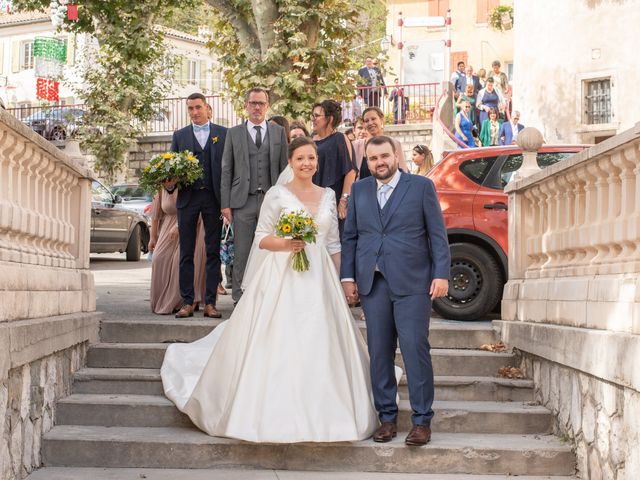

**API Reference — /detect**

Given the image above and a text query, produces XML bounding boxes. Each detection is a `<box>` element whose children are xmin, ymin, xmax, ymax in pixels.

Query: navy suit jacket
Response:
<box><xmin>341</xmin><ymin>172</ymin><xmax>450</xmax><ymax>297</ymax></box>
<box><xmin>170</xmin><ymin>122</ymin><xmax>227</xmax><ymax>209</ymax></box>
<box><xmin>455</xmin><ymin>75</ymin><xmax>482</xmax><ymax>96</ymax></box>
<box><xmin>499</xmin><ymin>122</ymin><xmax>524</xmax><ymax>145</ymax></box>
<box><xmin>357</xmin><ymin>66</ymin><xmax>386</xmax><ymax>88</ymax></box>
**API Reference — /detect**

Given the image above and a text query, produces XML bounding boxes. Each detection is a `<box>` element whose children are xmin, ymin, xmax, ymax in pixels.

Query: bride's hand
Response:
<box><xmin>289</xmin><ymin>239</ymin><xmax>305</xmax><ymax>253</ymax></box>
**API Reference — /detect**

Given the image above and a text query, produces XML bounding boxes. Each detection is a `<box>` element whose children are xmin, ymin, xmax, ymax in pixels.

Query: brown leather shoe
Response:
<box><xmin>203</xmin><ymin>304</ymin><xmax>222</xmax><ymax>318</ymax></box>
<box><xmin>217</xmin><ymin>283</ymin><xmax>227</xmax><ymax>295</ymax></box>
<box><xmin>175</xmin><ymin>304</ymin><xmax>194</xmax><ymax>318</ymax></box>
<box><xmin>405</xmin><ymin>425</ymin><xmax>431</xmax><ymax>446</ymax></box>
<box><xmin>373</xmin><ymin>422</ymin><xmax>397</xmax><ymax>443</ymax></box>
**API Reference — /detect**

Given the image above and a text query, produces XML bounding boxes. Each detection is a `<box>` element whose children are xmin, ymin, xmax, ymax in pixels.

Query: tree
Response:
<box><xmin>202</xmin><ymin>0</ymin><xmax>369</xmax><ymax>119</ymax></box>
<box><xmin>14</xmin><ymin>0</ymin><xmax>195</xmax><ymax>181</ymax></box>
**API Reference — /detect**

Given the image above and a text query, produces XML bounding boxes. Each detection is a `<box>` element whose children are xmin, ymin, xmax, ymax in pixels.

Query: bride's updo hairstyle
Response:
<box><xmin>288</xmin><ymin>136</ymin><xmax>317</xmax><ymax>159</ymax></box>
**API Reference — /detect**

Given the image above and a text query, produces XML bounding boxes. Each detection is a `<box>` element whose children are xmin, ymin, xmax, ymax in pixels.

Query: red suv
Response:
<box><xmin>428</xmin><ymin>144</ymin><xmax>588</xmax><ymax>320</ymax></box>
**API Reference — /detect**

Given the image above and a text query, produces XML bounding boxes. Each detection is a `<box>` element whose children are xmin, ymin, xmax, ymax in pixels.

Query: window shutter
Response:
<box><xmin>0</xmin><ymin>42</ymin><xmax>4</xmax><ymax>75</ymax></box>
<box><xmin>11</xmin><ymin>41</ymin><xmax>20</xmax><ymax>73</ymax></box>
<box><xmin>66</xmin><ymin>35</ymin><xmax>76</xmax><ymax>65</ymax></box>
<box><xmin>199</xmin><ymin>60</ymin><xmax>207</xmax><ymax>90</ymax></box>
<box><xmin>182</xmin><ymin>57</ymin><xmax>189</xmax><ymax>84</ymax></box>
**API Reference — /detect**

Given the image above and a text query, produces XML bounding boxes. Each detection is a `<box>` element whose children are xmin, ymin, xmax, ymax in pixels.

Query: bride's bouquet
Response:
<box><xmin>139</xmin><ymin>150</ymin><xmax>203</xmax><ymax>193</ymax></box>
<box><xmin>276</xmin><ymin>210</ymin><xmax>318</xmax><ymax>272</ymax></box>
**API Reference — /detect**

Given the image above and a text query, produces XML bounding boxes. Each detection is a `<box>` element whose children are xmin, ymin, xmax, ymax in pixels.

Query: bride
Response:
<box><xmin>161</xmin><ymin>136</ymin><xmax>378</xmax><ymax>443</ymax></box>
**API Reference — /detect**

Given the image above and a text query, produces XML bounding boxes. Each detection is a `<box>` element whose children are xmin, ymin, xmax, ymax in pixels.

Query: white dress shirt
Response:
<box><xmin>192</xmin><ymin>122</ymin><xmax>210</xmax><ymax>149</ymax></box>
<box><xmin>246</xmin><ymin>119</ymin><xmax>268</xmax><ymax>144</ymax></box>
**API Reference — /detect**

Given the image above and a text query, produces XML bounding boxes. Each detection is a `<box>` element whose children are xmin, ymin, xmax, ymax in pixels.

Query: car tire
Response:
<box><xmin>433</xmin><ymin>242</ymin><xmax>503</xmax><ymax>321</ymax></box>
<box><xmin>125</xmin><ymin>224</ymin><xmax>142</xmax><ymax>262</ymax></box>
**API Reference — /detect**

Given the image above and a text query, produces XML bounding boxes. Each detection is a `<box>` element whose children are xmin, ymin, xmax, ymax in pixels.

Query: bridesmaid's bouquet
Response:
<box><xmin>139</xmin><ymin>150</ymin><xmax>203</xmax><ymax>193</ymax></box>
<box><xmin>276</xmin><ymin>210</ymin><xmax>318</xmax><ymax>272</ymax></box>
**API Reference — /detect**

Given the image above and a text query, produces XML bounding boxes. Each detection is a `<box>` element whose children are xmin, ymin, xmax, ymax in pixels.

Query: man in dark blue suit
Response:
<box><xmin>357</xmin><ymin>56</ymin><xmax>386</xmax><ymax>107</ymax></box>
<box><xmin>499</xmin><ymin>111</ymin><xmax>525</xmax><ymax>145</ymax></box>
<box><xmin>341</xmin><ymin>135</ymin><xmax>450</xmax><ymax>446</ymax></box>
<box><xmin>455</xmin><ymin>65</ymin><xmax>483</xmax><ymax>96</ymax></box>
<box><xmin>171</xmin><ymin>93</ymin><xmax>227</xmax><ymax>319</ymax></box>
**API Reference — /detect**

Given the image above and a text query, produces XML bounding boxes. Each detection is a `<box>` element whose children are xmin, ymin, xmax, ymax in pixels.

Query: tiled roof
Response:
<box><xmin>0</xmin><ymin>10</ymin><xmax>50</xmax><ymax>26</ymax></box>
<box><xmin>160</xmin><ymin>26</ymin><xmax>206</xmax><ymax>45</ymax></box>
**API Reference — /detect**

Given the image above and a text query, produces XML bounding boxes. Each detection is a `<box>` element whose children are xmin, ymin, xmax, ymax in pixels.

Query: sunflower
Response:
<box><xmin>161</xmin><ymin>152</ymin><xmax>173</xmax><ymax>160</ymax></box>
<box><xmin>282</xmin><ymin>224</ymin><xmax>292</xmax><ymax>234</ymax></box>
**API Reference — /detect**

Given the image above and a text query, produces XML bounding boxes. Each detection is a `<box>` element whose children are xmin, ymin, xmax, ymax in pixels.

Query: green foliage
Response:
<box><xmin>205</xmin><ymin>0</ymin><xmax>374</xmax><ymax>119</ymax></box>
<box><xmin>13</xmin><ymin>0</ymin><xmax>195</xmax><ymax>181</ymax></box>
<box><xmin>139</xmin><ymin>151</ymin><xmax>204</xmax><ymax>193</ymax></box>
<box><xmin>488</xmin><ymin>5</ymin><xmax>514</xmax><ymax>32</ymax></box>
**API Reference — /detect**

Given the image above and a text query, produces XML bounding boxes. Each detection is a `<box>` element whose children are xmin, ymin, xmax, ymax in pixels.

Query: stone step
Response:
<box><xmin>86</xmin><ymin>344</ymin><xmax>515</xmax><ymax>377</ymax></box>
<box><xmin>98</xmin><ymin>318</ymin><xmax>497</xmax><ymax>349</ymax></box>
<box><xmin>42</xmin><ymin>426</ymin><xmax>575</xmax><ymax>475</ymax></box>
<box><xmin>56</xmin><ymin>394</ymin><xmax>552</xmax><ymax>434</ymax></box>
<box><xmin>27</xmin><ymin>467</ymin><xmax>579</xmax><ymax>480</ymax></box>
<box><xmin>73</xmin><ymin>368</ymin><xmax>534</xmax><ymax>402</ymax></box>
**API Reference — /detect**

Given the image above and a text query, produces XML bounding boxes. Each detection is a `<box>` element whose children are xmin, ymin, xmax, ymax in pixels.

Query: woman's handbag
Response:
<box><xmin>220</xmin><ymin>224</ymin><xmax>234</xmax><ymax>266</ymax></box>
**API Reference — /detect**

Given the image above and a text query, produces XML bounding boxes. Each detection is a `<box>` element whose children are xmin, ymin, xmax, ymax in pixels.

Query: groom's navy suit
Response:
<box><xmin>171</xmin><ymin>122</ymin><xmax>227</xmax><ymax>306</ymax></box>
<box><xmin>341</xmin><ymin>171</ymin><xmax>450</xmax><ymax>426</ymax></box>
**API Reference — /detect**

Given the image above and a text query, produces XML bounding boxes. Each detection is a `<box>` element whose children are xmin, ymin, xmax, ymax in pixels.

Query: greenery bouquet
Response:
<box><xmin>139</xmin><ymin>151</ymin><xmax>203</xmax><ymax>193</ymax></box>
<box><xmin>275</xmin><ymin>210</ymin><xmax>318</xmax><ymax>272</ymax></box>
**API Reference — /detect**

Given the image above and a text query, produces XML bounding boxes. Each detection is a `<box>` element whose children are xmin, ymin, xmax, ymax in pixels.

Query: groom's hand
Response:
<box><xmin>342</xmin><ymin>281</ymin><xmax>358</xmax><ymax>303</ymax></box>
<box><xmin>221</xmin><ymin>208</ymin><xmax>233</xmax><ymax>225</ymax></box>
<box><xmin>430</xmin><ymin>278</ymin><xmax>449</xmax><ymax>300</ymax></box>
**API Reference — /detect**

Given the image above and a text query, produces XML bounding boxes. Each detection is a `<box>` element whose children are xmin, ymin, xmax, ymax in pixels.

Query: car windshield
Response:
<box><xmin>500</xmin><ymin>152</ymin><xmax>577</xmax><ymax>188</ymax></box>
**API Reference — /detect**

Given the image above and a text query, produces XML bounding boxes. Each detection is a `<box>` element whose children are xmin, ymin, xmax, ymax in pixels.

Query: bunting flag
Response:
<box><xmin>36</xmin><ymin>78</ymin><xmax>60</xmax><ymax>102</ymax></box>
<box><xmin>34</xmin><ymin>37</ymin><xmax>66</xmax><ymax>101</ymax></box>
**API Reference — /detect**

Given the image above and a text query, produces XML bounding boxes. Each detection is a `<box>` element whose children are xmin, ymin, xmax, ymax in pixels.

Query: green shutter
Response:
<box><xmin>173</xmin><ymin>55</ymin><xmax>183</xmax><ymax>84</ymax></box>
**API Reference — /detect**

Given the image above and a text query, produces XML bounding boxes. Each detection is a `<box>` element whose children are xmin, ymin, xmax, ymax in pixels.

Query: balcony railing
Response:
<box><xmin>6</xmin><ymin>83</ymin><xmax>440</xmax><ymax>140</ymax></box>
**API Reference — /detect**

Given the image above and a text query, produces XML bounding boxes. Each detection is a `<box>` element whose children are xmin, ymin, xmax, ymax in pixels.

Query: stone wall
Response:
<box><xmin>0</xmin><ymin>110</ymin><xmax>99</xmax><ymax>479</ymax></box>
<box><xmin>122</xmin><ymin>127</ymin><xmax>433</xmax><ymax>182</ymax></box>
<box><xmin>517</xmin><ymin>354</ymin><xmax>638</xmax><ymax>480</ymax></box>
<box><xmin>0</xmin><ymin>343</ymin><xmax>87</xmax><ymax>479</ymax></box>
<box><xmin>499</xmin><ymin>122</ymin><xmax>640</xmax><ymax>480</ymax></box>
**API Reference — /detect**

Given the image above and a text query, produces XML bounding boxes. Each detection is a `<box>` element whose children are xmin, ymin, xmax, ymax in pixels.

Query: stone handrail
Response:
<box><xmin>0</xmin><ymin>110</ymin><xmax>93</xmax><ymax>272</ymax></box>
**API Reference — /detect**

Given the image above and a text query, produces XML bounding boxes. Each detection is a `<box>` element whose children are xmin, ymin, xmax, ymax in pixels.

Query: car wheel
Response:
<box><xmin>125</xmin><ymin>224</ymin><xmax>142</xmax><ymax>261</ymax></box>
<box><xmin>433</xmin><ymin>242</ymin><xmax>503</xmax><ymax>321</ymax></box>
<box><xmin>51</xmin><ymin>127</ymin><xmax>66</xmax><ymax>141</ymax></box>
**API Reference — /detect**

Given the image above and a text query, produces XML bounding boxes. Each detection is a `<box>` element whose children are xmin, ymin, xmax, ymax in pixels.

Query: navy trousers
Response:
<box><xmin>177</xmin><ymin>189</ymin><xmax>222</xmax><ymax>306</ymax></box>
<box><xmin>361</xmin><ymin>272</ymin><xmax>435</xmax><ymax>426</ymax></box>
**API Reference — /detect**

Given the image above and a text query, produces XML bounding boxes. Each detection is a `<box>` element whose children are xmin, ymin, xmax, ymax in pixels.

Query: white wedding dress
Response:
<box><xmin>161</xmin><ymin>185</ymin><xmax>378</xmax><ymax>443</ymax></box>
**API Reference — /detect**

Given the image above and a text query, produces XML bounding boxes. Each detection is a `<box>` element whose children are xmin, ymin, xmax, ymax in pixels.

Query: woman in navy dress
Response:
<box><xmin>454</xmin><ymin>100</ymin><xmax>476</xmax><ymax>148</ymax></box>
<box><xmin>477</xmin><ymin>78</ymin><xmax>504</xmax><ymax>125</ymax></box>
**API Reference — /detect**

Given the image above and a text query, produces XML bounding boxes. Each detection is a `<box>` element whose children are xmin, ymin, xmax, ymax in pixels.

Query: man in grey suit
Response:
<box><xmin>220</xmin><ymin>87</ymin><xmax>288</xmax><ymax>302</ymax></box>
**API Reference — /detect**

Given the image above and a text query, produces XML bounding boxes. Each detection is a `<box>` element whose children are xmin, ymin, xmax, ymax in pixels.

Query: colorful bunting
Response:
<box><xmin>33</xmin><ymin>37</ymin><xmax>67</xmax><ymax>63</ymax></box>
<box><xmin>36</xmin><ymin>78</ymin><xmax>60</xmax><ymax>102</ymax></box>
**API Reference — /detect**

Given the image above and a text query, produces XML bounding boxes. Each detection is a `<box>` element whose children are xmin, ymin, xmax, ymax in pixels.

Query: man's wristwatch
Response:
<box><xmin>342</xmin><ymin>193</ymin><xmax>350</xmax><ymax>199</ymax></box>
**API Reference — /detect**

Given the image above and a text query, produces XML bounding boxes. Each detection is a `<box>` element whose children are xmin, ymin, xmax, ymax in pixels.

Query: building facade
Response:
<box><xmin>0</xmin><ymin>11</ymin><xmax>223</xmax><ymax>110</ymax></box>
<box><xmin>512</xmin><ymin>0</ymin><xmax>640</xmax><ymax>144</ymax></box>
<box><xmin>384</xmin><ymin>0</ymin><xmax>514</xmax><ymax>84</ymax></box>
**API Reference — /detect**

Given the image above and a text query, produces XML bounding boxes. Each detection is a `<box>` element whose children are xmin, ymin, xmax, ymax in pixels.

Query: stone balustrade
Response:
<box><xmin>0</xmin><ymin>109</ymin><xmax>99</xmax><ymax>479</ymax></box>
<box><xmin>498</xmin><ymin>122</ymin><xmax>640</xmax><ymax>480</ymax></box>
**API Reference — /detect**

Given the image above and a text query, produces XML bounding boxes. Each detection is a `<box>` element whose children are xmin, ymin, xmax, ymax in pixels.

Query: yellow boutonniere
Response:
<box><xmin>212</xmin><ymin>136</ymin><xmax>219</xmax><ymax>143</ymax></box>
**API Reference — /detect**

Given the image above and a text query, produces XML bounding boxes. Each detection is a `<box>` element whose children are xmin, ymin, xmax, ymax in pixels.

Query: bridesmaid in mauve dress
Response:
<box><xmin>149</xmin><ymin>189</ymin><xmax>206</xmax><ymax>314</ymax></box>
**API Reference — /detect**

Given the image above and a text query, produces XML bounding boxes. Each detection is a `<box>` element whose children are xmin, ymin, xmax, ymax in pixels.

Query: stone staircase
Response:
<box><xmin>33</xmin><ymin>315</ymin><xmax>577</xmax><ymax>478</ymax></box>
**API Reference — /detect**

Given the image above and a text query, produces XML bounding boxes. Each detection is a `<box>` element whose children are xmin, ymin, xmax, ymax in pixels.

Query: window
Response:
<box><xmin>460</xmin><ymin>157</ymin><xmax>496</xmax><ymax>185</ymax></box>
<box><xmin>476</xmin><ymin>0</ymin><xmax>499</xmax><ymax>23</ymax></box>
<box><xmin>584</xmin><ymin>78</ymin><xmax>611</xmax><ymax>125</ymax></box>
<box><xmin>21</xmin><ymin>41</ymin><xmax>34</xmax><ymax>70</ymax></box>
<box><xmin>188</xmin><ymin>60</ymin><xmax>198</xmax><ymax>85</ymax></box>
<box><xmin>91</xmin><ymin>181</ymin><xmax>114</xmax><ymax>204</ymax></box>
<box><xmin>497</xmin><ymin>152</ymin><xmax>577</xmax><ymax>189</ymax></box>
<box><xmin>428</xmin><ymin>0</ymin><xmax>449</xmax><ymax>17</ymax></box>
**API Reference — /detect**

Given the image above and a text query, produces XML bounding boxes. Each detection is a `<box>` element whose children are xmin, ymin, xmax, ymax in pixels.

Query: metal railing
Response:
<box><xmin>349</xmin><ymin>83</ymin><xmax>439</xmax><ymax>124</ymax></box>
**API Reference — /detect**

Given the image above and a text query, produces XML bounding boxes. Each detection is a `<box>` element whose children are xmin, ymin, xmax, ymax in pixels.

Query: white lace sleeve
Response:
<box><xmin>254</xmin><ymin>186</ymin><xmax>282</xmax><ymax>247</ymax></box>
<box><xmin>325</xmin><ymin>189</ymin><xmax>341</xmax><ymax>255</ymax></box>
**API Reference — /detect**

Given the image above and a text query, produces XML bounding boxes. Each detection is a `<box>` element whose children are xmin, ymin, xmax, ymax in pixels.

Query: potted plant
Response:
<box><xmin>488</xmin><ymin>5</ymin><xmax>514</xmax><ymax>32</ymax></box>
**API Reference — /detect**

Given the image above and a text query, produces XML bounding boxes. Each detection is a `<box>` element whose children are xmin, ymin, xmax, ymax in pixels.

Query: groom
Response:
<box><xmin>341</xmin><ymin>135</ymin><xmax>450</xmax><ymax>446</ymax></box>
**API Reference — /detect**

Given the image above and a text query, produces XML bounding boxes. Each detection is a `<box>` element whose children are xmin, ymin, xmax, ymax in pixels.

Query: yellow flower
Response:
<box><xmin>161</xmin><ymin>153</ymin><xmax>173</xmax><ymax>159</ymax></box>
<box><xmin>305</xmin><ymin>219</ymin><xmax>312</xmax><ymax>225</ymax></box>
<box><xmin>187</xmin><ymin>155</ymin><xmax>197</xmax><ymax>163</ymax></box>
<box><xmin>212</xmin><ymin>136</ymin><xmax>219</xmax><ymax>143</ymax></box>
<box><xmin>282</xmin><ymin>224</ymin><xmax>292</xmax><ymax>234</ymax></box>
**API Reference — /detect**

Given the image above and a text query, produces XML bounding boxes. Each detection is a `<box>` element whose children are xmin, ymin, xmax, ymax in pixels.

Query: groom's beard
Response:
<box><xmin>371</xmin><ymin>163</ymin><xmax>398</xmax><ymax>181</ymax></box>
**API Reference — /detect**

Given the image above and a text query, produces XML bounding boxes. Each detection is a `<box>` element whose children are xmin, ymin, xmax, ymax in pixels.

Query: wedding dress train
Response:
<box><xmin>161</xmin><ymin>185</ymin><xmax>378</xmax><ymax>442</ymax></box>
